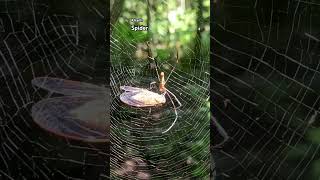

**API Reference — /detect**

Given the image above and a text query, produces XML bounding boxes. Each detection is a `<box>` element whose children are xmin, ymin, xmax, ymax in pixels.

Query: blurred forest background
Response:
<box><xmin>110</xmin><ymin>0</ymin><xmax>210</xmax><ymax>72</ymax></box>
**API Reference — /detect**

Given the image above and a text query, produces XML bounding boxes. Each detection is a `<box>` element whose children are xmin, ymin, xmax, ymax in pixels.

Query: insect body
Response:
<box><xmin>120</xmin><ymin>72</ymin><xmax>167</xmax><ymax>107</ymax></box>
<box><xmin>31</xmin><ymin>77</ymin><xmax>110</xmax><ymax>143</ymax></box>
<box><xmin>120</xmin><ymin>86</ymin><xmax>166</xmax><ymax>107</ymax></box>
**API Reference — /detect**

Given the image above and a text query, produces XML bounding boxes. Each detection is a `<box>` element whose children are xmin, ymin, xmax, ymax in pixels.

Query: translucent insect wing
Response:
<box><xmin>120</xmin><ymin>91</ymin><xmax>150</xmax><ymax>107</ymax></box>
<box><xmin>120</xmin><ymin>86</ymin><xmax>144</xmax><ymax>92</ymax></box>
<box><xmin>32</xmin><ymin>77</ymin><xmax>107</xmax><ymax>97</ymax></box>
<box><xmin>31</xmin><ymin>77</ymin><xmax>110</xmax><ymax>142</ymax></box>
<box><xmin>32</xmin><ymin>96</ymin><xmax>109</xmax><ymax>143</ymax></box>
<box><xmin>120</xmin><ymin>90</ymin><xmax>166</xmax><ymax>107</ymax></box>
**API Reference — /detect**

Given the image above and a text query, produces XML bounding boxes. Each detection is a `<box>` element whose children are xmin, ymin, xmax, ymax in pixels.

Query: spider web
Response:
<box><xmin>110</xmin><ymin>0</ymin><xmax>210</xmax><ymax>179</ymax></box>
<box><xmin>213</xmin><ymin>0</ymin><xmax>320</xmax><ymax>179</ymax></box>
<box><xmin>0</xmin><ymin>0</ymin><xmax>108</xmax><ymax>179</ymax></box>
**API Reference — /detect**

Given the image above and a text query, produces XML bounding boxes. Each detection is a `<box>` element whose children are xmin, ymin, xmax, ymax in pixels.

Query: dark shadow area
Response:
<box><xmin>0</xmin><ymin>0</ymin><xmax>108</xmax><ymax>179</ymax></box>
<box><xmin>212</xmin><ymin>0</ymin><xmax>320</xmax><ymax>179</ymax></box>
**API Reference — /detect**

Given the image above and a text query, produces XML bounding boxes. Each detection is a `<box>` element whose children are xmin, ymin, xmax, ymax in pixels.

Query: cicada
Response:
<box><xmin>31</xmin><ymin>77</ymin><xmax>109</xmax><ymax>143</ymax></box>
<box><xmin>120</xmin><ymin>72</ymin><xmax>181</xmax><ymax>133</ymax></box>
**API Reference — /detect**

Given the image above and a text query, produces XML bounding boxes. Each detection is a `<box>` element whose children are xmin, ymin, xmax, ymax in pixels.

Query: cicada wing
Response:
<box><xmin>120</xmin><ymin>92</ymin><xmax>147</xmax><ymax>107</ymax></box>
<box><xmin>32</xmin><ymin>77</ymin><xmax>108</xmax><ymax>97</ymax></box>
<box><xmin>31</xmin><ymin>96</ymin><xmax>109</xmax><ymax>143</ymax></box>
<box><xmin>120</xmin><ymin>86</ymin><xmax>145</xmax><ymax>92</ymax></box>
<box><xmin>120</xmin><ymin>90</ymin><xmax>166</xmax><ymax>107</ymax></box>
<box><xmin>120</xmin><ymin>91</ymin><xmax>158</xmax><ymax>107</ymax></box>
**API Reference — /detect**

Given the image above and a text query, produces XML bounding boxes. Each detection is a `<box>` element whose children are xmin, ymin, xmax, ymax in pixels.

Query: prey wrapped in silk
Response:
<box><xmin>119</xmin><ymin>72</ymin><xmax>181</xmax><ymax>134</ymax></box>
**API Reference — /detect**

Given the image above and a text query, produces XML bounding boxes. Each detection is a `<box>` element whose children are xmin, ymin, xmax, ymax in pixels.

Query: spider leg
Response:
<box><xmin>146</xmin><ymin>42</ymin><xmax>159</xmax><ymax>80</ymax></box>
<box><xmin>165</xmin><ymin>89</ymin><xmax>182</xmax><ymax>108</ymax></box>
<box><xmin>148</xmin><ymin>56</ymin><xmax>160</xmax><ymax>81</ymax></box>
<box><xmin>161</xmin><ymin>92</ymin><xmax>178</xmax><ymax>134</ymax></box>
<box><xmin>211</xmin><ymin>115</ymin><xmax>229</xmax><ymax>148</ymax></box>
<box><xmin>154</xmin><ymin>64</ymin><xmax>160</xmax><ymax>81</ymax></box>
<box><xmin>164</xmin><ymin>66</ymin><xmax>175</xmax><ymax>85</ymax></box>
<box><xmin>149</xmin><ymin>81</ymin><xmax>157</xmax><ymax>90</ymax></box>
<box><xmin>164</xmin><ymin>50</ymin><xmax>178</xmax><ymax>84</ymax></box>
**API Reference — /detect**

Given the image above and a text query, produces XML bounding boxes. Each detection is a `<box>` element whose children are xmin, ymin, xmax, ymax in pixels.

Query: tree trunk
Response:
<box><xmin>110</xmin><ymin>0</ymin><xmax>125</xmax><ymax>30</ymax></box>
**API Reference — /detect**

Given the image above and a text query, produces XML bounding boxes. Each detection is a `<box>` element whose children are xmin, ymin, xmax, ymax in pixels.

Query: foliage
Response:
<box><xmin>112</xmin><ymin>0</ymin><xmax>210</xmax><ymax>71</ymax></box>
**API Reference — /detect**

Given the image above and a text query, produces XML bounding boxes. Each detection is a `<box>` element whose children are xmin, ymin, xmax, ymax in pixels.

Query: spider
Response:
<box><xmin>120</xmin><ymin>53</ymin><xmax>181</xmax><ymax>134</ymax></box>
